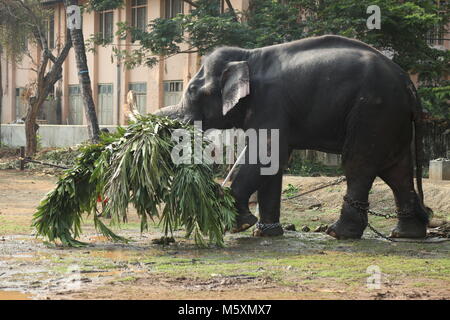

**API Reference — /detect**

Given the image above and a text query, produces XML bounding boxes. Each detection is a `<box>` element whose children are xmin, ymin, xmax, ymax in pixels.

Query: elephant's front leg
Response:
<box><xmin>229</xmin><ymin>164</ymin><xmax>261</xmax><ymax>233</ymax></box>
<box><xmin>230</xmin><ymin>159</ymin><xmax>287</xmax><ymax>235</ymax></box>
<box><xmin>253</xmin><ymin>169</ymin><xmax>284</xmax><ymax>237</ymax></box>
<box><xmin>229</xmin><ymin>126</ymin><xmax>289</xmax><ymax>234</ymax></box>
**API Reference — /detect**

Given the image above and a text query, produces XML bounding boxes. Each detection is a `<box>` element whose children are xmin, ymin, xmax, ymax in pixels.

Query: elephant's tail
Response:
<box><xmin>410</xmin><ymin>82</ymin><xmax>434</xmax><ymax>223</ymax></box>
<box><xmin>413</xmin><ymin>113</ymin><xmax>424</xmax><ymax>204</ymax></box>
<box><xmin>410</xmin><ymin>82</ymin><xmax>430</xmax><ymax>214</ymax></box>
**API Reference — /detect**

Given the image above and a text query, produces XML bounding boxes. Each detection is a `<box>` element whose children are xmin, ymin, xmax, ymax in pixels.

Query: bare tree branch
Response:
<box><xmin>182</xmin><ymin>0</ymin><xmax>198</xmax><ymax>8</ymax></box>
<box><xmin>14</xmin><ymin>0</ymin><xmax>50</xmax><ymax>52</ymax></box>
<box><xmin>224</xmin><ymin>0</ymin><xmax>237</xmax><ymax>21</ymax></box>
<box><xmin>24</xmin><ymin>51</ymin><xmax>38</xmax><ymax>69</ymax></box>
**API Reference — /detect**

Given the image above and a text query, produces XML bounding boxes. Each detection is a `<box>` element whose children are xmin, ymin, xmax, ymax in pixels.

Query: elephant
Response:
<box><xmin>155</xmin><ymin>35</ymin><xmax>430</xmax><ymax>240</ymax></box>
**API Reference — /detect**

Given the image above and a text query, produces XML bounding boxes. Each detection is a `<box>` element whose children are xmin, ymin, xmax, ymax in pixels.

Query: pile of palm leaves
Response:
<box><xmin>33</xmin><ymin>115</ymin><xmax>236</xmax><ymax>247</ymax></box>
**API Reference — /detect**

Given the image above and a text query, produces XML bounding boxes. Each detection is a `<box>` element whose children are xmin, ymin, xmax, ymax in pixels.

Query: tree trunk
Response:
<box><xmin>23</xmin><ymin>32</ymin><xmax>72</xmax><ymax>156</ymax></box>
<box><xmin>0</xmin><ymin>46</ymin><xmax>3</xmax><ymax>144</ymax></box>
<box><xmin>24</xmin><ymin>98</ymin><xmax>40</xmax><ymax>156</ymax></box>
<box><xmin>66</xmin><ymin>0</ymin><xmax>100</xmax><ymax>143</ymax></box>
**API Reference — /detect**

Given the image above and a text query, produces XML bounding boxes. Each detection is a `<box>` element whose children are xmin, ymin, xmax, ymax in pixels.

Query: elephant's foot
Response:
<box><xmin>390</xmin><ymin>218</ymin><xmax>427</xmax><ymax>239</ymax></box>
<box><xmin>253</xmin><ymin>222</ymin><xmax>284</xmax><ymax>237</ymax></box>
<box><xmin>230</xmin><ymin>213</ymin><xmax>258</xmax><ymax>233</ymax></box>
<box><xmin>326</xmin><ymin>220</ymin><xmax>365</xmax><ymax>240</ymax></box>
<box><xmin>390</xmin><ymin>201</ymin><xmax>429</xmax><ymax>239</ymax></box>
<box><xmin>326</xmin><ymin>206</ymin><xmax>367</xmax><ymax>240</ymax></box>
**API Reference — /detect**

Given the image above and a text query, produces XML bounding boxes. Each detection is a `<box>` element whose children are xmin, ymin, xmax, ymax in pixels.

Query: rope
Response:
<box><xmin>19</xmin><ymin>157</ymin><xmax>69</xmax><ymax>170</ymax></box>
<box><xmin>282</xmin><ymin>176</ymin><xmax>347</xmax><ymax>201</ymax></box>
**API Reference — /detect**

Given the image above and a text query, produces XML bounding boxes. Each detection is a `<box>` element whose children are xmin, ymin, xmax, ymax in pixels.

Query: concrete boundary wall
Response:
<box><xmin>0</xmin><ymin>124</ymin><xmax>118</xmax><ymax>148</ymax></box>
<box><xmin>1</xmin><ymin>125</ymin><xmax>343</xmax><ymax>167</ymax></box>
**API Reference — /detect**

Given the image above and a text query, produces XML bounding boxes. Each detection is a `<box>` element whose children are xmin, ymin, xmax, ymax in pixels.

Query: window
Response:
<box><xmin>165</xmin><ymin>0</ymin><xmax>184</xmax><ymax>19</ymax></box>
<box><xmin>68</xmin><ymin>85</ymin><xmax>83</xmax><ymax>125</ymax></box>
<box><xmin>163</xmin><ymin>81</ymin><xmax>183</xmax><ymax>107</ymax></box>
<box><xmin>99</xmin><ymin>10</ymin><xmax>114</xmax><ymax>42</ymax></box>
<box><xmin>131</xmin><ymin>0</ymin><xmax>147</xmax><ymax>32</ymax></box>
<box><xmin>98</xmin><ymin>84</ymin><xmax>114</xmax><ymax>125</ymax></box>
<box><xmin>15</xmin><ymin>88</ymin><xmax>27</xmax><ymax>121</ymax></box>
<box><xmin>426</xmin><ymin>0</ymin><xmax>448</xmax><ymax>46</ymax></box>
<box><xmin>426</xmin><ymin>24</ymin><xmax>446</xmax><ymax>46</ymax></box>
<box><xmin>45</xmin><ymin>13</ymin><xmax>55</xmax><ymax>49</ymax></box>
<box><xmin>128</xmin><ymin>82</ymin><xmax>147</xmax><ymax>114</ymax></box>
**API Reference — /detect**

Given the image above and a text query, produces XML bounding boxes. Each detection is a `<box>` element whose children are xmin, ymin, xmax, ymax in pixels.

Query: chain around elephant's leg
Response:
<box><xmin>326</xmin><ymin>169</ymin><xmax>376</xmax><ymax>240</ymax></box>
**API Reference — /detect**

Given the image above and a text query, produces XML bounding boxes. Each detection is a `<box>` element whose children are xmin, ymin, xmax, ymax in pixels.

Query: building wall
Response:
<box><xmin>1</xmin><ymin>0</ymin><xmax>200</xmax><ymax>126</ymax></box>
<box><xmin>0</xmin><ymin>124</ymin><xmax>118</xmax><ymax>148</ymax></box>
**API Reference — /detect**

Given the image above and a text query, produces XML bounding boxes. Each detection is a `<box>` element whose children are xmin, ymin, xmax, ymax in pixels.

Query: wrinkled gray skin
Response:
<box><xmin>155</xmin><ymin>35</ymin><xmax>429</xmax><ymax>239</ymax></box>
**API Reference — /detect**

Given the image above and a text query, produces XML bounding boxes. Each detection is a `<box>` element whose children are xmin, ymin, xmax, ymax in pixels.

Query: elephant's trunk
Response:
<box><xmin>154</xmin><ymin>104</ymin><xmax>184</xmax><ymax>120</ymax></box>
<box><xmin>154</xmin><ymin>102</ymin><xmax>195</xmax><ymax>125</ymax></box>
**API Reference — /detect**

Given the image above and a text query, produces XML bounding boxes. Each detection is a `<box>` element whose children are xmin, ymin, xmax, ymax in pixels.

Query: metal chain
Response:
<box><xmin>342</xmin><ymin>195</ymin><xmax>399</xmax><ymax>220</ymax></box>
<box><xmin>283</xmin><ymin>177</ymin><xmax>403</xmax><ymax>220</ymax></box>
<box><xmin>367</xmin><ymin>210</ymin><xmax>397</xmax><ymax>219</ymax></box>
<box><xmin>255</xmin><ymin>222</ymin><xmax>282</xmax><ymax>232</ymax></box>
<box><xmin>366</xmin><ymin>222</ymin><xmax>396</xmax><ymax>242</ymax></box>
<box><xmin>342</xmin><ymin>195</ymin><xmax>400</xmax><ymax>241</ymax></box>
<box><xmin>342</xmin><ymin>195</ymin><xmax>432</xmax><ymax>243</ymax></box>
<box><xmin>281</xmin><ymin>177</ymin><xmax>400</xmax><ymax>240</ymax></box>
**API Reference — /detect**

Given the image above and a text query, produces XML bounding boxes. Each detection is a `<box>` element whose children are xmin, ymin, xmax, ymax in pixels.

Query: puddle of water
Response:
<box><xmin>0</xmin><ymin>290</ymin><xmax>31</xmax><ymax>300</ymax></box>
<box><xmin>87</xmin><ymin>247</ymin><xmax>165</xmax><ymax>261</ymax></box>
<box><xmin>88</xmin><ymin>250</ymin><xmax>135</xmax><ymax>261</ymax></box>
<box><xmin>9</xmin><ymin>254</ymin><xmax>34</xmax><ymax>259</ymax></box>
<box><xmin>83</xmin><ymin>270</ymin><xmax>121</xmax><ymax>278</ymax></box>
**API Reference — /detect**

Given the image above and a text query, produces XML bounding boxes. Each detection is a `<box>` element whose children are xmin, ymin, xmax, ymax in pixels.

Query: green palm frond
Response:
<box><xmin>33</xmin><ymin>114</ymin><xmax>236</xmax><ymax>247</ymax></box>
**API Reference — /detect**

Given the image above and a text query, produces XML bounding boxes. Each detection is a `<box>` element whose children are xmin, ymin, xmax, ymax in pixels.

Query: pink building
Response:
<box><xmin>0</xmin><ymin>0</ymin><xmax>248</xmax><ymax>127</ymax></box>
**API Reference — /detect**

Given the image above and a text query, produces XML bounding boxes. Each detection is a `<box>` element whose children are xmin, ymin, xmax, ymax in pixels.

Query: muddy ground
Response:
<box><xmin>0</xmin><ymin>169</ymin><xmax>449</xmax><ymax>300</ymax></box>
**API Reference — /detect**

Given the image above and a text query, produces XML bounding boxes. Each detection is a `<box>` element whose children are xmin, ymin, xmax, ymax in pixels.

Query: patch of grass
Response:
<box><xmin>286</xmin><ymin>157</ymin><xmax>344</xmax><ymax>177</ymax></box>
<box><xmin>413</xmin><ymin>282</ymin><xmax>428</xmax><ymax>288</ymax></box>
<box><xmin>433</xmin><ymin>211</ymin><xmax>450</xmax><ymax>220</ymax></box>
<box><xmin>123</xmin><ymin>248</ymin><xmax>450</xmax><ymax>287</ymax></box>
<box><xmin>282</xmin><ymin>184</ymin><xmax>300</xmax><ymax>198</ymax></box>
<box><xmin>113</xmin><ymin>276</ymin><xmax>137</xmax><ymax>283</ymax></box>
<box><xmin>0</xmin><ymin>217</ymin><xmax>32</xmax><ymax>234</ymax></box>
<box><xmin>280</xmin><ymin>208</ymin><xmax>338</xmax><ymax>230</ymax></box>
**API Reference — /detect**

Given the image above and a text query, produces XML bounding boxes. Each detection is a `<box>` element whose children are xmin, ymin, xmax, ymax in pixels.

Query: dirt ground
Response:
<box><xmin>0</xmin><ymin>169</ymin><xmax>449</xmax><ymax>300</ymax></box>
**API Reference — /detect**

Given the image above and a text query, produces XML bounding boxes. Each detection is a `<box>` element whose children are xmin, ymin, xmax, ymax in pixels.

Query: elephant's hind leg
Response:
<box><xmin>326</xmin><ymin>164</ymin><xmax>376</xmax><ymax>240</ymax></box>
<box><xmin>379</xmin><ymin>150</ymin><xmax>428</xmax><ymax>238</ymax></box>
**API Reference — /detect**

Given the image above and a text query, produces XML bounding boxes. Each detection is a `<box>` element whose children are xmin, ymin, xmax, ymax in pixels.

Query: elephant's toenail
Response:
<box><xmin>327</xmin><ymin>230</ymin><xmax>337</xmax><ymax>238</ymax></box>
<box><xmin>253</xmin><ymin>229</ymin><xmax>262</xmax><ymax>237</ymax></box>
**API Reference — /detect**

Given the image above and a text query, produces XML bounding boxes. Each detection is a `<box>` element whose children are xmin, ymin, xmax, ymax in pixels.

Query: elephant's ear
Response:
<box><xmin>221</xmin><ymin>61</ymin><xmax>250</xmax><ymax>116</ymax></box>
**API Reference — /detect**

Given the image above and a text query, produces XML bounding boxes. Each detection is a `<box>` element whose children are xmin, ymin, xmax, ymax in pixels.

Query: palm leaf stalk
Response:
<box><xmin>32</xmin><ymin>114</ymin><xmax>236</xmax><ymax>247</ymax></box>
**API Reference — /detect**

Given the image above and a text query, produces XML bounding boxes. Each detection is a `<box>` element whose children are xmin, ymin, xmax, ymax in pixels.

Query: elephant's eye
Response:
<box><xmin>188</xmin><ymin>84</ymin><xmax>197</xmax><ymax>93</ymax></box>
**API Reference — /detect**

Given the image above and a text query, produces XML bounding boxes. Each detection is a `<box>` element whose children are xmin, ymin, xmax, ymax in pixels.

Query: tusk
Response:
<box><xmin>221</xmin><ymin>146</ymin><xmax>247</xmax><ymax>187</ymax></box>
<box><xmin>126</xmin><ymin>90</ymin><xmax>140</xmax><ymax>122</ymax></box>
